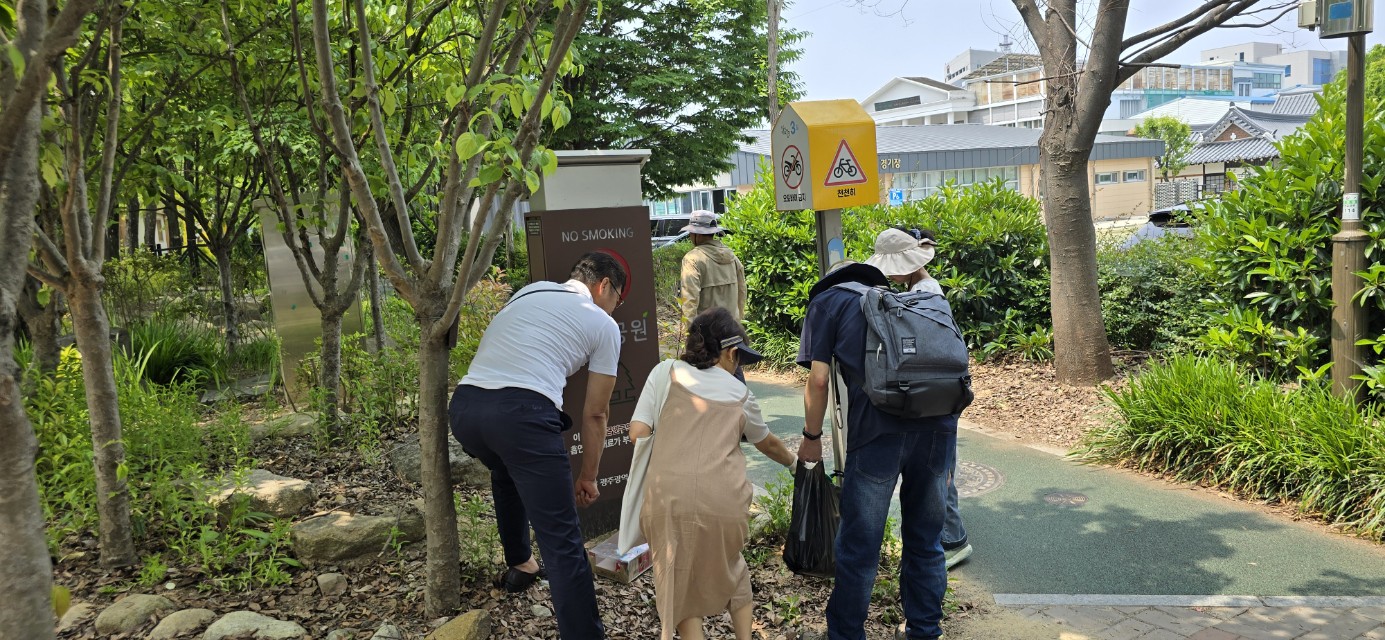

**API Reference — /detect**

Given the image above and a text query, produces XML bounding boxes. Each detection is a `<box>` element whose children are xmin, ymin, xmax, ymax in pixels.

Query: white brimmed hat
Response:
<box><xmin>864</xmin><ymin>228</ymin><xmax>936</xmax><ymax>277</ymax></box>
<box><xmin>681</xmin><ymin>210</ymin><xmax>726</xmax><ymax>235</ymax></box>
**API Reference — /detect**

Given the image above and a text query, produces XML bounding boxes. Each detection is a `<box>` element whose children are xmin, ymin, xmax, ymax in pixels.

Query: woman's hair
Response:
<box><xmin>681</xmin><ymin>307</ymin><xmax>748</xmax><ymax>370</ymax></box>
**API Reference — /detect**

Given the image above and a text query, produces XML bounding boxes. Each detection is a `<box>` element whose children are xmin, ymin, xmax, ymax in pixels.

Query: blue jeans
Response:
<box><xmin>942</xmin><ymin>440</ymin><xmax>967</xmax><ymax>549</ymax></box>
<box><xmin>450</xmin><ymin>385</ymin><xmax>605</xmax><ymax>639</ymax></box>
<box><xmin>826</xmin><ymin>420</ymin><xmax>957</xmax><ymax>640</ymax></box>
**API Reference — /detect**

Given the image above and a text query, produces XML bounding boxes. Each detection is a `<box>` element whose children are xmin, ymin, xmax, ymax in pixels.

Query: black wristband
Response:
<box><xmin>801</xmin><ymin>429</ymin><xmax>822</xmax><ymax>441</ymax></box>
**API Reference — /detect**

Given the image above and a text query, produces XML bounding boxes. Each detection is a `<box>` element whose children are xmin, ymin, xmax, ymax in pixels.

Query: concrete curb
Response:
<box><xmin>994</xmin><ymin>593</ymin><xmax>1385</xmax><ymax>608</ymax></box>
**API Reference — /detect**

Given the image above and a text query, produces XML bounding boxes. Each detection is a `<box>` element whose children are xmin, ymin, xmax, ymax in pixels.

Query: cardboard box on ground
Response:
<box><xmin>587</xmin><ymin>531</ymin><xmax>652</xmax><ymax>584</ymax></box>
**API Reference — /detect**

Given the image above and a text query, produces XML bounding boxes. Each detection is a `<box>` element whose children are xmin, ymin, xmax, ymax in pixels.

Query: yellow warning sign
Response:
<box><xmin>771</xmin><ymin>100</ymin><xmax>878</xmax><ymax>211</ymax></box>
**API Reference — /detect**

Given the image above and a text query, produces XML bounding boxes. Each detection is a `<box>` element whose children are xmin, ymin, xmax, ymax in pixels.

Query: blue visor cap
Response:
<box><xmin>719</xmin><ymin>335</ymin><xmax>764</xmax><ymax>366</ymax></box>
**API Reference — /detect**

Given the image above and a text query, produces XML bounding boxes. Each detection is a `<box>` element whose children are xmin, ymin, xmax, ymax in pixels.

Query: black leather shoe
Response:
<box><xmin>493</xmin><ymin>566</ymin><xmax>544</xmax><ymax>593</ymax></box>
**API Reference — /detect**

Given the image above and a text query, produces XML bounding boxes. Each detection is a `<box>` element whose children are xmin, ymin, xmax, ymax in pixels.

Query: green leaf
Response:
<box><xmin>454</xmin><ymin>132</ymin><xmax>485</xmax><ymax>161</ymax></box>
<box><xmin>381</xmin><ymin>89</ymin><xmax>397</xmax><ymax>117</ymax></box>
<box><xmin>470</xmin><ymin>164</ymin><xmax>504</xmax><ymax>187</ymax></box>
<box><xmin>36</xmin><ymin>286</ymin><xmax>51</xmax><ymax>306</ymax></box>
<box><xmin>524</xmin><ymin>169</ymin><xmax>540</xmax><ymax>194</ymax></box>
<box><xmin>551</xmin><ymin>104</ymin><xmax>571</xmax><ymax>129</ymax></box>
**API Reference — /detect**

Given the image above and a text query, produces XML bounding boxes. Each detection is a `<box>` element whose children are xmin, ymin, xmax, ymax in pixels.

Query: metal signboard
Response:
<box><xmin>772</xmin><ymin>100</ymin><xmax>880</xmax><ymax>211</ymax></box>
<box><xmin>1318</xmin><ymin>0</ymin><xmax>1373</xmax><ymax>38</ymax></box>
<box><xmin>888</xmin><ymin>189</ymin><xmax>905</xmax><ymax>206</ymax></box>
<box><xmin>257</xmin><ymin>194</ymin><xmax>364</xmax><ymax>406</ymax></box>
<box><xmin>524</xmin><ymin>205</ymin><xmax>659</xmax><ymax>538</ymax></box>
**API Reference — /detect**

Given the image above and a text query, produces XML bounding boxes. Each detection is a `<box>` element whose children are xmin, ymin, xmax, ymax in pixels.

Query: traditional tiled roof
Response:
<box><xmin>1184</xmin><ymin>137</ymin><xmax>1280</xmax><ymax>164</ymax></box>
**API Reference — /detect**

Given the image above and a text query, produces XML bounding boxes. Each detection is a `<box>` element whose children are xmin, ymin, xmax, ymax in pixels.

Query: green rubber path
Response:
<box><xmin>742</xmin><ymin>375</ymin><xmax>1385</xmax><ymax>598</ymax></box>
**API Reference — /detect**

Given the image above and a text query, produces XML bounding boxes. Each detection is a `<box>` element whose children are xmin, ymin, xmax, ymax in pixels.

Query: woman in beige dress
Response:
<box><xmin>629</xmin><ymin>307</ymin><xmax>796</xmax><ymax>640</ymax></box>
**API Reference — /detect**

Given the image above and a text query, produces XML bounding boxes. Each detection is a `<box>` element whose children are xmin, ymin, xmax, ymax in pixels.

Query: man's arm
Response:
<box><xmin>798</xmin><ymin>360</ymin><xmax>831</xmax><ymax>462</ymax></box>
<box><xmin>575</xmin><ymin>372</ymin><xmax>617</xmax><ymax>507</ymax></box>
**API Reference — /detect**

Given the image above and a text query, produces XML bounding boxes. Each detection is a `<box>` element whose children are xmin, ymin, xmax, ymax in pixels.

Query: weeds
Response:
<box><xmin>457</xmin><ymin>494</ymin><xmax>502</xmax><ymax>576</ymax></box>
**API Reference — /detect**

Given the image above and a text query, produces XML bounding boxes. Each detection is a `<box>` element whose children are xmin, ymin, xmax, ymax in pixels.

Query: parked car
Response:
<box><xmin>1120</xmin><ymin>204</ymin><xmax>1196</xmax><ymax>250</ymax></box>
<box><xmin>650</xmin><ymin>215</ymin><xmax>690</xmax><ymax>248</ymax></box>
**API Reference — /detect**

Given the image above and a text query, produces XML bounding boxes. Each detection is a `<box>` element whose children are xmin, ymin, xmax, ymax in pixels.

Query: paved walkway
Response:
<box><xmin>741</xmin><ymin>374</ymin><xmax>1385</xmax><ymax>639</ymax></box>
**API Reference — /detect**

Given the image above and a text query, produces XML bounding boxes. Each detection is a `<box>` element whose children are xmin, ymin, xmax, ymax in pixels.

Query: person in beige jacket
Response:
<box><xmin>679</xmin><ymin>210</ymin><xmax>748</xmax><ymax>330</ymax></box>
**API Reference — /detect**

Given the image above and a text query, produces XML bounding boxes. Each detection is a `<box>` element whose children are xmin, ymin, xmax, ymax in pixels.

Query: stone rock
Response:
<box><xmin>291</xmin><ymin>508</ymin><xmax>425</xmax><ymax>563</ymax></box>
<box><xmin>149</xmin><ymin>608</ymin><xmax>216</xmax><ymax>639</ymax></box>
<box><xmin>94</xmin><ymin>594</ymin><xmax>175</xmax><ymax>635</ymax></box>
<box><xmin>201</xmin><ymin>611</ymin><xmax>307</xmax><ymax>640</ymax></box>
<box><xmin>389</xmin><ymin>440</ymin><xmax>489</xmax><ymax>488</ymax></box>
<box><xmin>530</xmin><ymin>605</ymin><xmax>552</xmax><ymax>619</ymax></box>
<box><xmin>57</xmin><ymin>601</ymin><xmax>95</xmax><ymax>633</ymax></box>
<box><xmin>317</xmin><ymin>572</ymin><xmax>349</xmax><ymax>596</ymax></box>
<box><xmin>371</xmin><ymin>624</ymin><xmax>405</xmax><ymax>639</ymax></box>
<box><xmin>211</xmin><ymin>469</ymin><xmax>318</xmax><ymax>518</ymax></box>
<box><xmin>426</xmin><ymin>610</ymin><xmax>492</xmax><ymax>640</ymax></box>
<box><xmin>249</xmin><ymin>413</ymin><xmax>318</xmax><ymax>442</ymax></box>
<box><xmin>201</xmin><ymin>373</ymin><xmax>275</xmax><ymax>404</ymax></box>
<box><xmin>325</xmin><ymin>631</ymin><xmax>356</xmax><ymax>640</ymax></box>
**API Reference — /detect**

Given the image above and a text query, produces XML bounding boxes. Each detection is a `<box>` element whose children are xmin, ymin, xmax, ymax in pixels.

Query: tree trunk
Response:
<box><xmin>766</xmin><ymin>0</ymin><xmax>780</xmax><ymax>124</ymax></box>
<box><xmin>0</xmin><ymin>62</ymin><xmax>57</xmax><ymax>640</ymax></box>
<box><xmin>68</xmin><ymin>277</ymin><xmax>136</xmax><ymax>567</ymax></box>
<box><xmin>365</xmin><ymin>241</ymin><xmax>386</xmax><ymax>353</ymax></box>
<box><xmin>124</xmin><ymin>198</ymin><xmax>139</xmax><ymax>255</ymax></box>
<box><xmin>215</xmin><ymin>245</ymin><xmax>238</xmax><ymax>358</ymax></box>
<box><xmin>143</xmin><ymin>201</ymin><xmax>156</xmax><ymax>251</ymax></box>
<box><xmin>418</xmin><ymin>314</ymin><xmax>460</xmax><ymax>618</ymax></box>
<box><xmin>18</xmin><ymin>280</ymin><xmax>62</xmax><ymax>375</ymax></box>
<box><xmin>319</xmin><ymin>308</ymin><xmax>343</xmax><ymax>439</ymax></box>
<box><xmin>1039</xmin><ymin>128</ymin><xmax>1115</xmax><ymax>384</ymax></box>
<box><xmin>0</xmin><ymin>348</ymin><xmax>55</xmax><ymax>639</ymax></box>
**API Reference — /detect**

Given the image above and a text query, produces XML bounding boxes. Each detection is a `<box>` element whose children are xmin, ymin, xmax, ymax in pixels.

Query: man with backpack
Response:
<box><xmin>866</xmin><ymin>227</ymin><xmax>973</xmax><ymax>571</ymax></box>
<box><xmin>796</xmin><ymin>258</ymin><xmax>971</xmax><ymax>640</ymax></box>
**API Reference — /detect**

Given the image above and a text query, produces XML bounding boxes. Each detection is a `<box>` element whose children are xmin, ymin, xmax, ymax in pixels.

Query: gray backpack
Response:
<box><xmin>833</xmin><ymin>282</ymin><xmax>973</xmax><ymax>418</ymax></box>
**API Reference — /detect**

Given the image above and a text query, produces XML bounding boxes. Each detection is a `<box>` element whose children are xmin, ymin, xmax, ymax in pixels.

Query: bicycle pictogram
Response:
<box><xmin>832</xmin><ymin>158</ymin><xmax>858</xmax><ymax>179</ymax></box>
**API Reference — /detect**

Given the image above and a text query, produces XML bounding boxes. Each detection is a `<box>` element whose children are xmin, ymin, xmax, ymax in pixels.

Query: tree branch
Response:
<box><xmin>1010</xmin><ymin>0</ymin><xmax>1047</xmax><ymax>44</ymax></box>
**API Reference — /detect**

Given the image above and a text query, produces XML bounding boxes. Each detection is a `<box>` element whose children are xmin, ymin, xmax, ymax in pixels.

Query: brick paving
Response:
<box><xmin>1002</xmin><ymin>597</ymin><xmax>1385</xmax><ymax>639</ymax></box>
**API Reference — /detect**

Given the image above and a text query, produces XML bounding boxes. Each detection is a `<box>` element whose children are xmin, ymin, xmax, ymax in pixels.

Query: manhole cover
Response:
<box><xmin>955</xmin><ymin>461</ymin><xmax>1004</xmax><ymax>498</ymax></box>
<box><xmin>1044</xmin><ymin>491</ymin><xmax>1089</xmax><ymax>508</ymax></box>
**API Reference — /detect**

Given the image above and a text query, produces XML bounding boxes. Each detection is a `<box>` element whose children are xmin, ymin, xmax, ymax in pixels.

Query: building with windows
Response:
<box><xmin>725</xmin><ymin>125</ymin><xmax>1163</xmax><ymax>220</ymax></box>
<box><xmin>1174</xmin><ymin>90</ymin><xmax>1318</xmax><ymax>195</ymax></box>
<box><xmin>865</xmin><ymin>48</ymin><xmax>1284</xmax><ymax>131</ymax></box>
<box><xmin>1202</xmin><ymin>42</ymin><xmax>1347</xmax><ymax>88</ymax></box>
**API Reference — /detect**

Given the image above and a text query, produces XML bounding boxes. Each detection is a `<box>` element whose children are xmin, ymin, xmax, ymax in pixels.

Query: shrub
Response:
<box><xmin>652</xmin><ymin>241</ymin><xmax>693</xmax><ymax>356</ymax></box>
<box><xmin>128</xmin><ymin>316</ymin><xmax>228</xmax><ymax>385</ymax></box>
<box><xmin>1193</xmin><ymin>86</ymin><xmax>1385</xmax><ymax>380</ymax></box>
<box><xmin>721</xmin><ymin>167</ymin><xmax>1050</xmax><ymax>365</ymax></box>
<box><xmin>102</xmin><ymin>252</ymin><xmax>191</xmax><ymax>327</ymax></box>
<box><xmin>1080</xmin><ymin>355</ymin><xmax>1385</xmax><ymax>539</ymax></box>
<box><xmin>28</xmin><ymin>347</ymin><xmax>296</xmax><ymax>587</ymax></box>
<box><xmin>1097</xmin><ymin>235</ymin><xmax>1216</xmax><ymax>353</ymax></box>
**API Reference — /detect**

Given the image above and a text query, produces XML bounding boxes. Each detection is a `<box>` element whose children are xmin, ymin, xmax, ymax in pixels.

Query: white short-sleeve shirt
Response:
<box><xmin>460</xmin><ymin>280</ymin><xmax>621</xmax><ymax>410</ymax></box>
<box><xmin>630</xmin><ymin>359</ymin><xmax>771</xmax><ymax>444</ymax></box>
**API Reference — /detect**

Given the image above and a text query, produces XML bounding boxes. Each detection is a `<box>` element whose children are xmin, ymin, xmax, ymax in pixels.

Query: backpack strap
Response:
<box><xmin>504</xmin><ymin>285</ymin><xmax>578</xmax><ymax>309</ymax></box>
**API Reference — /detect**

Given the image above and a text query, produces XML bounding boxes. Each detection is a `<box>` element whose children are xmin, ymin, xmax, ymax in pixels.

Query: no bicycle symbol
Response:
<box><xmin>823</xmin><ymin>140</ymin><xmax>867</xmax><ymax>187</ymax></box>
<box><xmin>780</xmin><ymin>145</ymin><xmax>804</xmax><ymax>190</ymax></box>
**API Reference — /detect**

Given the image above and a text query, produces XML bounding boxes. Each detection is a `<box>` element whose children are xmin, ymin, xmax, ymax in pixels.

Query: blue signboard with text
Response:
<box><xmin>888</xmin><ymin>189</ymin><xmax>905</xmax><ymax>206</ymax></box>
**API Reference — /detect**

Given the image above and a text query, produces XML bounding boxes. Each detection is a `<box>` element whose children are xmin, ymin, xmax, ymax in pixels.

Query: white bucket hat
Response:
<box><xmin>864</xmin><ymin>228</ymin><xmax>936</xmax><ymax>277</ymax></box>
<box><xmin>681</xmin><ymin>210</ymin><xmax>726</xmax><ymax>235</ymax></box>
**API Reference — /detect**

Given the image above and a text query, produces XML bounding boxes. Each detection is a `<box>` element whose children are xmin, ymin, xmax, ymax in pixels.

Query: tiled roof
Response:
<box><xmin>1270</xmin><ymin>90</ymin><xmax>1322</xmax><ymax>116</ymax></box>
<box><xmin>962</xmin><ymin>54</ymin><xmax>1043</xmax><ymax>80</ymax></box>
<box><xmin>1184</xmin><ymin>137</ymin><xmax>1280</xmax><ymax>164</ymax></box>
<box><xmin>1218</xmin><ymin>107</ymin><xmax>1312</xmax><ymax>142</ymax></box>
<box><xmin>903</xmin><ymin>77</ymin><xmax>963</xmax><ymax>93</ymax></box>
<box><xmin>1129</xmin><ymin>97</ymin><xmax>1255</xmax><ymax>129</ymax></box>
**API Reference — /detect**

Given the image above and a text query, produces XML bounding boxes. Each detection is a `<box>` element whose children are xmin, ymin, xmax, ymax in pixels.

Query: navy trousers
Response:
<box><xmin>450</xmin><ymin>385</ymin><xmax>605</xmax><ymax>639</ymax></box>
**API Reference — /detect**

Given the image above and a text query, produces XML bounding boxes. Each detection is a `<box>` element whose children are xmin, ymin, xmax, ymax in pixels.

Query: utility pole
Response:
<box><xmin>1331</xmin><ymin>33</ymin><xmax>1368</xmax><ymax>400</ymax></box>
<box><xmin>767</xmin><ymin>0</ymin><xmax>780</xmax><ymax>124</ymax></box>
<box><xmin>1311</xmin><ymin>0</ymin><xmax>1374</xmax><ymax>400</ymax></box>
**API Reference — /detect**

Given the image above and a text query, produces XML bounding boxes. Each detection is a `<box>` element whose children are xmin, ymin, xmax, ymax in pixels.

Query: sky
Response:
<box><xmin>789</xmin><ymin>1</ymin><xmax>1385</xmax><ymax>101</ymax></box>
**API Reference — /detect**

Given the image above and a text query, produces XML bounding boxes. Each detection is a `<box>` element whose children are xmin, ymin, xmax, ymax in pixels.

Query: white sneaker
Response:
<box><xmin>944</xmin><ymin>543</ymin><xmax>973</xmax><ymax>570</ymax></box>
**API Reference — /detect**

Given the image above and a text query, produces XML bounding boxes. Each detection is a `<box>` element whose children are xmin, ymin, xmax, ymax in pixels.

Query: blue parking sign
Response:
<box><xmin>888</xmin><ymin>189</ymin><xmax>905</xmax><ymax>206</ymax></box>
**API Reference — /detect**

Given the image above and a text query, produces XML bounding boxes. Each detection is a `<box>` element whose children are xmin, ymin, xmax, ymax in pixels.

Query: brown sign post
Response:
<box><xmin>524</xmin><ymin>151</ymin><xmax>656</xmax><ymax>538</ymax></box>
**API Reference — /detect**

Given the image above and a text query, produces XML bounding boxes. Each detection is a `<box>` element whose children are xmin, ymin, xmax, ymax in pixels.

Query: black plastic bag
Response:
<box><xmin>783</xmin><ymin>460</ymin><xmax>841</xmax><ymax>578</ymax></box>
